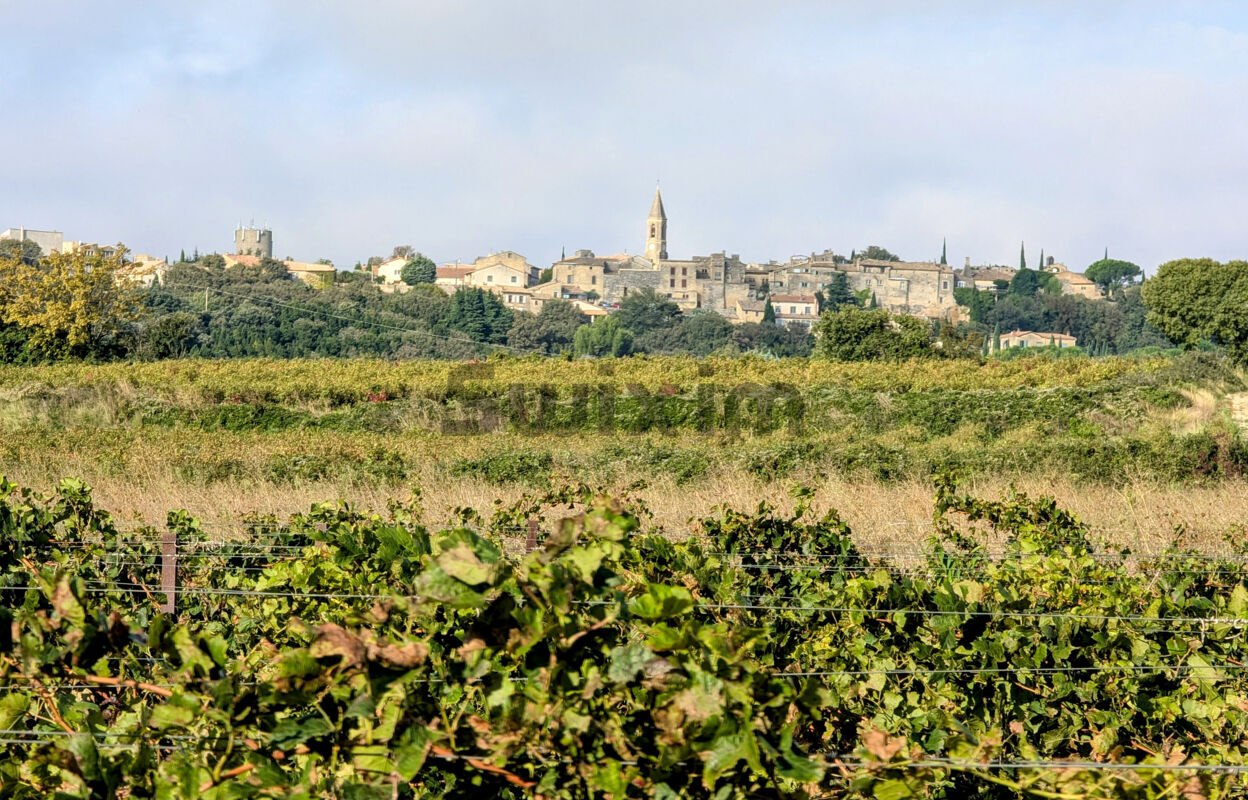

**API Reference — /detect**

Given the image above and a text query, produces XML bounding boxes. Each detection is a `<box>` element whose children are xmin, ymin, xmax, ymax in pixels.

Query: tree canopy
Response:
<box><xmin>401</xmin><ymin>254</ymin><xmax>437</xmax><ymax>286</ymax></box>
<box><xmin>855</xmin><ymin>246</ymin><xmax>901</xmax><ymax>262</ymax></box>
<box><xmin>813</xmin><ymin>307</ymin><xmax>932</xmax><ymax>361</ymax></box>
<box><xmin>1084</xmin><ymin>258</ymin><xmax>1142</xmax><ymax>293</ymax></box>
<box><xmin>0</xmin><ymin>248</ymin><xmax>144</xmax><ymax>359</ymax></box>
<box><xmin>615</xmin><ymin>288</ymin><xmax>682</xmax><ymax>334</ymax></box>
<box><xmin>1141</xmin><ymin>258</ymin><xmax>1248</xmax><ymax>360</ymax></box>
<box><xmin>573</xmin><ymin>315</ymin><xmax>634</xmax><ymax>357</ymax></box>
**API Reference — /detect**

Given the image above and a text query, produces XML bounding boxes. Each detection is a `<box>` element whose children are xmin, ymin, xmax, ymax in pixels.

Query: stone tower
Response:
<box><xmin>645</xmin><ymin>187</ymin><xmax>667</xmax><ymax>262</ymax></box>
<box><xmin>235</xmin><ymin>224</ymin><xmax>273</xmax><ymax>259</ymax></box>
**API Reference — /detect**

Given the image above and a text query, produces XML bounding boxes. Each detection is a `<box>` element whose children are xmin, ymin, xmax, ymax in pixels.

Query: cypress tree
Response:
<box><xmin>1039</xmin><ymin>248</ymin><xmax>1045</xmax><ymax>269</ymax></box>
<box><xmin>869</xmin><ymin>292</ymin><xmax>878</xmax><ymax>309</ymax></box>
<box><xmin>1019</xmin><ymin>242</ymin><xmax>1026</xmax><ymax>270</ymax></box>
<box><xmin>940</xmin><ymin>238</ymin><xmax>947</xmax><ymax>266</ymax></box>
<box><xmin>763</xmin><ymin>299</ymin><xmax>776</xmax><ymax>324</ymax></box>
<box><xmin>992</xmin><ymin>323</ymin><xmax>1001</xmax><ymax>352</ymax></box>
<box><xmin>179</xmin><ymin>249</ymin><xmax>186</xmax><ymax>263</ymax></box>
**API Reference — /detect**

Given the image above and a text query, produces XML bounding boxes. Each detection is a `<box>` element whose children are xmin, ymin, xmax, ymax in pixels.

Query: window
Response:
<box><xmin>670</xmin><ymin>279</ymin><xmax>675</xmax><ymax>288</ymax></box>
<box><xmin>681</xmin><ymin>267</ymin><xmax>687</xmax><ymax>276</ymax></box>
<box><xmin>650</xmin><ymin>225</ymin><xmax>655</xmax><ymax>237</ymax></box>
<box><xmin>487</xmin><ymin>275</ymin><xmax>493</xmax><ymax>282</ymax></box>
<box><xmin>789</xmin><ymin>306</ymin><xmax>796</xmax><ymax>314</ymax></box>
<box><xmin>510</xmin><ymin>276</ymin><xmax>517</xmax><ymax>283</ymax></box>
<box><xmin>681</xmin><ymin>279</ymin><xmax>687</xmax><ymax>288</ymax></box>
<box><xmin>591</xmin><ymin>275</ymin><xmax>597</xmax><ymax>285</ymax></box>
<box><xmin>941</xmin><ymin>281</ymin><xmax>948</xmax><ymax>290</ymax></box>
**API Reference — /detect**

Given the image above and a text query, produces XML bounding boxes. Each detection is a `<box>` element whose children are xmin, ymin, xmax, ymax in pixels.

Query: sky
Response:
<box><xmin>3</xmin><ymin>1</ymin><xmax>1247</xmax><ymax>273</ymax></box>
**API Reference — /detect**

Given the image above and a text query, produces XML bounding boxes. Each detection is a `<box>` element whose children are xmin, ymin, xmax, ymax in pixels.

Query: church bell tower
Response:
<box><xmin>645</xmin><ymin>187</ymin><xmax>668</xmax><ymax>262</ymax></box>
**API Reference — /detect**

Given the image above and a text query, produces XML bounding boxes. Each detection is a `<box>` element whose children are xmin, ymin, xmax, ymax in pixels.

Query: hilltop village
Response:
<box><xmin>2</xmin><ymin>190</ymin><xmax>1123</xmax><ymax>357</ymax></box>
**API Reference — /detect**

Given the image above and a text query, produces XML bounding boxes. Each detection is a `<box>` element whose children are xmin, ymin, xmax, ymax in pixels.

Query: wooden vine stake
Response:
<box><xmin>160</xmin><ymin>530</ymin><xmax>177</xmax><ymax>614</ymax></box>
<box><xmin>525</xmin><ymin>518</ymin><xmax>539</xmax><ymax>553</ymax></box>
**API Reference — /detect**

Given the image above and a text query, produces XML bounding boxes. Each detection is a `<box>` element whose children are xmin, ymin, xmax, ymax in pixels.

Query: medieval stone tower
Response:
<box><xmin>645</xmin><ymin>187</ymin><xmax>668</xmax><ymax>262</ymax></box>
<box><xmin>235</xmin><ymin>224</ymin><xmax>273</xmax><ymax>258</ymax></box>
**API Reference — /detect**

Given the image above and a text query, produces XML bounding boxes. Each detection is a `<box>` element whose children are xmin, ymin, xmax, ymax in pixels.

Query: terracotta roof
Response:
<box><xmin>769</xmin><ymin>294</ymin><xmax>817</xmax><ymax>303</ymax></box>
<box><xmin>223</xmin><ymin>254</ymin><xmax>261</xmax><ymax>268</ymax></box>
<box><xmin>436</xmin><ymin>266</ymin><xmax>476</xmax><ymax>280</ymax></box>
<box><xmin>1003</xmin><ymin>330</ymin><xmax>1077</xmax><ymax>342</ymax></box>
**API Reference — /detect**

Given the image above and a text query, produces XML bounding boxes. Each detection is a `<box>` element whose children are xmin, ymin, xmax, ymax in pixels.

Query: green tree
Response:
<box><xmin>857</xmin><ymin>245</ymin><xmax>901</xmax><ymax>262</ymax></box>
<box><xmin>615</xmin><ymin>287</ymin><xmax>681</xmax><ymax>334</ymax></box>
<box><xmin>1141</xmin><ymin>258</ymin><xmax>1248</xmax><ymax>360</ymax></box>
<box><xmin>401</xmin><ymin>254</ymin><xmax>437</xmax><ymax>286</ymax></box>
<box><xmin>539</xmin><ymin>267</ymin><xmax>553</xmax><ymax>284</ymax></box>
<box><xmin>1084</xmin><ymin>258</ymin><xmax>1142</xmax><ymax>293</ymax></box>
<box><xmin>507</xmin><ymin>299</ymin><xmax>587</xmax><ymax>354</ymax></box>
<box><xmin>1019</xmin><ymin>241</ymin><xmax>1026</xmax><ymax>270</ymax></box>
<box><xmin>1008</xmin><ymin>267</ymin><xmax>1048</xmax><ymax>297</ymax></box>
<box><xmin>762</xmin><ymin>299</ymin><xmax>776</xmax><ymax>324</ymax></box>
<box><xmin>0</xmin><ymin>248</ymin><xmax>144</xmax><ymax>358</ymax></box>
<box><xmin>445</xmin><ymin>287</ymin><xmax>512</xmax><ymax>344</ymax></box>
<box><xmin>573</xmin><ymin>315</ymin><xmax>634</xmax><ymax>357</ymax></box>
<box><xmin>822</xmin><ymin>272</ymin><xmax>858</xmax><ymax>309</ymax></box>
<box><xmin>141</xmin><ymin>311</ymin><xmax>198</xmax><ymax>359</ymax></box>
<box><xmin>813</xmin><ymin>307</ymin><xmax>932</xmax><ymax>361</ymax></box>
<box><xmin>0</xmin><ymin>239</ymin><xmax>42</xmax><ymax>263</ymax></box>
<box><xmin>940</xmin><ymin>238</ymin><xmax>947</xmax><ymax>266</ymax></box>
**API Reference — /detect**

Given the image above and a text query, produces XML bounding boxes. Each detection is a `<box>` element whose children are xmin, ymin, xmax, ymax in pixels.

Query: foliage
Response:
<box><xmin>0</xmin><ymin>238</ymin><xmax>42</xmax><ymax>263</ymax></box>
<box><xmin>814</xmin><ymin>308</ymin><xmax>936</xmax><ymax>361</ymax></box>
<box><xmin>1142</xmin><ymin>258</ymin><xmax>1248</xmax><ymax>361</ymax></box>
<box><xmin>820</xmin><ymin>272</ymin><xmax>858</xmax><ymax>310</ymax></box>
<box><xmin>444</xmin><ymin>287</ymin><xmax>513</xmax><ymax>345</ymax></box>
<box><xmin>401</xmin><ymin>254</ymin><xmax>437</xmax><ymax>286</ymax></box>
<box><xmin>615</xmin><ymin>288</ymin><xmax>682</xmax><ymax>335</ymax></box>
<box><xmin>506</xmin><ymin>300</ymin><xmax>587</xmax><ymax>355</ymax></box>
<box><xmin>573</xmin><ymin>315</ymin><xmax>634</xmax><ymax>358</ymax></box>
<box><xmin>1085</xmin><ymin>258</ymin><xmax>1142</xmax><ymax>292</ymax></box>
<box><xmin>855</xmin><ymin>245</ymin><xmax>901</xmax><ymax>262</ymax></box>
<box><xmin>0</xmin><ymin>248</ymin><xmax>144</xmax><ymax>360</ymax></box>
<box><xmin>4</xmin><ymin>478</ymin><xmax>1248</xmax><ymax>797</ymax></box>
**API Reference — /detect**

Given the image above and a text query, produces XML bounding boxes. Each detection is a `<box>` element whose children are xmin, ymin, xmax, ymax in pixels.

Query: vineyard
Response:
<box><xmin>5</xmin><ymin>475</ymin><xmax>1248</xmax><ymax>797</ymax></box>
<box><xmin>2</xmin><ymin>353</ymin><xmax>1247</xmax><ymax>542</ymax></box>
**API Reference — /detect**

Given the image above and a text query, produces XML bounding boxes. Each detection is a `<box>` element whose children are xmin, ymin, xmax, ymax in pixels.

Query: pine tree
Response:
<box><xmin>940</xmin><ymin>238</ymin><xmax>947</xmax><ymax>266</ymax></box>
<box><xmin>179</xmin><ymin>249</ymin><xmax>186</xmax><ymax>263</ymax></box>
<box><xmin>1019</xmin><ymin>242</ymin><xmax>1026</xmax><ymax>270</ymax></box>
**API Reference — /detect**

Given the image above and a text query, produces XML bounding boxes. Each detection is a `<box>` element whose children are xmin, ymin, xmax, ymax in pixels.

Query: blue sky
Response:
<box><xmin>3</xmin><ymin>1</ymin><xmax>1247</xmax><ymax>272</ymax></box>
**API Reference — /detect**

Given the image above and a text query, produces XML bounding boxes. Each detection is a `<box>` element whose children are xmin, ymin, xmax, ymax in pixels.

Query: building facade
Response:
<box><xmin>1</xmin><ymin>227</ymin><xmax>64</xmax><ymax>255</ymax></box>
<box><xmin>235</xmin><ymin>226</ymin><xmax>273</xmax><ymax>259</ymax></box>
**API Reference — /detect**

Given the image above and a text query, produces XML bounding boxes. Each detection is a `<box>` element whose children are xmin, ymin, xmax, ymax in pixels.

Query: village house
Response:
<box><xmin>117</xmin><ymin>254</ymin><xmax>169</xmax><ymax>287</ymax></box>
<box><xmin>223</xmin><ymin>253</ymin><xmax>336</xmax><ymax>287</ymax></box>
<box><xmin>997</xmin><ymin>330</ymin><xmax>1079</xmax><ymax>351</ymax></box>
<box><xmin>371</xmin><ymin>256</ymin><xmax>408</xmax><ymax>284</ymax></box>
<box><xmin>1044</xmin><ymin>262</ymin><xmax>1100</xmax><ymax>299</ymax></box>
<box><xmin>769</xmin><ymin>294</ymin><xmax>819</xmax><ymax>328</ymax></box>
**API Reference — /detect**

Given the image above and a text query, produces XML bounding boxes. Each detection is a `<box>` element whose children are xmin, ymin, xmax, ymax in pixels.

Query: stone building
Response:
<box><xmin>1</xmin><ymin>227</ymin><xmax>63</xmax><ymax>255</ymax></box>
<box><xmin>997</xmin><ymin>330</ymin><xmax>1078</xmax><ymax>351</ymax></box>
<box><xmin>769</xmin><ymin>294</ymin><xmax>818</xmax><ymax>328</ymax></box>
<box><xmin>546</xmin><ymin>189</ymin><xmax>756</xmax><ymax>320</ymax></box>
<box><xmin>771</xmin><ymin>254</ymin><xmax>959</xmax><ymax>321</ymax></box>
<box><xmin>1043</xmin><ymin>262</ymin><xmax>1100</xmax><ymax>299</ymax></box>
<box><xmin>235</xmin><ymin>225</ymin><xmax>273</xmax><ymax>259</ymax></box>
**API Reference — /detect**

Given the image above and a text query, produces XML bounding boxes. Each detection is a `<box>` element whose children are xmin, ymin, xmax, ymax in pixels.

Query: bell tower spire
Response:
<box><xmin>645</xmin><ymin>185</ymin><xmax>667</xmax><ymax>262</ymax></box>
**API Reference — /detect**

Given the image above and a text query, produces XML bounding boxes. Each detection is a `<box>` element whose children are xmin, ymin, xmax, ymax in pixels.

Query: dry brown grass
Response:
<box><xmin>6</xmin><ymin>463</ymin><xmax>1246</xmax><ymax>555</ymax></box>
